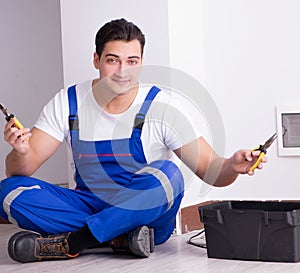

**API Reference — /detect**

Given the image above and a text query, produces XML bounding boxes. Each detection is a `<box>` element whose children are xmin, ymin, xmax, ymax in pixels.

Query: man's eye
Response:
<box><xmin>128</xmin><ymin>60</ymin><xmax>138</xmax><ymax>65</ymax></box>
<box><xmin>107</xmin><ymin>58</ymin><xmax>118</xmax><ymax>63</ymax></box>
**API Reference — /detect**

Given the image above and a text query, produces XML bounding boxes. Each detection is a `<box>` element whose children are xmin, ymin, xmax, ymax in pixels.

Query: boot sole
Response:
<box><xmin>128</xmin><ymin>226</ymin><xmax>154</xmax><ymax>258</ymax></box>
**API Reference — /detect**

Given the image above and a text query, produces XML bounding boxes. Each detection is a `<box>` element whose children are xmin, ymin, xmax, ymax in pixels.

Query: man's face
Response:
<box><xmin>94</xmin><ymin>39</ymin><xmax>143</xmax><ymax>95</ymax></box>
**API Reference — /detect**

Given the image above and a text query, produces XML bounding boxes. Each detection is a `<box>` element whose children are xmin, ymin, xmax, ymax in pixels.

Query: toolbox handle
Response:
<box><xmin>216</xmin><ymin>210</ymin><xmax>224</xmax><ymax>224</ymax></box>
<box><xmin>286</xmin><ymin>211</ymin><xmax>300</xmax><ymax>227</ymax></box>
<box><xmin>263</xmin><ymin>210</ymin><xmax>300</xmax><ymax>227</ymax></box>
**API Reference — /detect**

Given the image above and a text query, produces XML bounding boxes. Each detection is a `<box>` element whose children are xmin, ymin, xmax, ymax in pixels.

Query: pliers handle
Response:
<box><xmin>249</xmin><ymin>133</ymin><xmax>277</xmax><ymax>172</ymax></box>
<box><xmin>250</xmin><ymin>145</ymin><xmax>266</xmax><ymax>172</ymax></box>
<box><xmin>6</xmin><ymin>114</ymin><xmax>24</xmax><ymax>129</ymax></box>
<box><xmin>0</xmin><ymin>104</ymin><xmax>24</xmax><ymax>129</ymax></box>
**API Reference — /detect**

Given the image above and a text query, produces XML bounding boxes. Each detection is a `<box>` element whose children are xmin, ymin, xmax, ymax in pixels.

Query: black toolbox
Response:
<box><xmin>198</xmin><ymin>201</ymin><xmax>300</xmax><ymax>262</ymax></box>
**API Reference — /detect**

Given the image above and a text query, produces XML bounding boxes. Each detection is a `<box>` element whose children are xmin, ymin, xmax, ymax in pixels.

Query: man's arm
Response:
<box><xmin>4</xmin><ymin>118</ymin><xmax>61</xmax><ymax>177</ymax></box>
<box><xmin>173</xmin><ymin>137</ymin><xmax>266</xmax><ymax>187</ymax></box>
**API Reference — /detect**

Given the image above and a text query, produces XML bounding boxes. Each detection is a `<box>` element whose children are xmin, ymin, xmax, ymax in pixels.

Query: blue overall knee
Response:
<box><xmin>0</xmin><ymin>176</ymin><xmax>101</xmax><ymax>234</ymax></box>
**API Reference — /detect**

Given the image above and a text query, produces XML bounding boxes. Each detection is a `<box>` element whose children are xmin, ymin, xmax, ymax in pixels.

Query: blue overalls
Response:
<box><xmin>0</xmin><ymin>85</ymin><xmax>184</xmax><ymax>245</ymax></box>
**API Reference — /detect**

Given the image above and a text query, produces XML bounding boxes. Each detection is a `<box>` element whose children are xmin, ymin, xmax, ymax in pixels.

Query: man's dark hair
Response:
<box><xmin>95</xmin><ymin>18</ymin><xmax>145</xmax><ymax>58</ymax></box>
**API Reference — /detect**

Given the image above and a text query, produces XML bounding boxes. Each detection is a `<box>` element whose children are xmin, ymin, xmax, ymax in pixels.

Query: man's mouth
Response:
<box><xmin>112</xmin><ymin>78</ymin><xmax>130</xmax><ymax>86</ymax></box>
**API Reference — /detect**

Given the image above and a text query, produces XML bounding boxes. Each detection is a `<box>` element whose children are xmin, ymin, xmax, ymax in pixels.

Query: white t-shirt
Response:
<box><xmin>35</xmin><ymin>80</ymin><xmax>207</xmax><ymax>163</ymax></box>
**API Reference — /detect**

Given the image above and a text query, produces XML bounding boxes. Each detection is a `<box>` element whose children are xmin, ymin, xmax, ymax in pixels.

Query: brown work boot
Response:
<box><xmin>109</xmin><ymin>226</ymin><xmax>155</xmax><ymax>258</ymax></box>
<box><xmin>8</xmin><ymin>231</ymin><xmax>79</xmax><ymax>263</ymax></box>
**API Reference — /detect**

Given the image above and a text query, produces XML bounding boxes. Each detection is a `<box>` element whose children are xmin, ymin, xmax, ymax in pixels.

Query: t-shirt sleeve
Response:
<box><xmin>161</xmin><ymin>92</ymin><xmax>210</xmax><ymax>151</ymax></box>
<box><xmin>34</xmin><ymin>89</ymin><xmax>69</xmax><ymax>142</ymax></box>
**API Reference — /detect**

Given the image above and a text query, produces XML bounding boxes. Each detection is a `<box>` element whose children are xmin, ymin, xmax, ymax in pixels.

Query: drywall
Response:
<box><xmin>169</xmin><ymin>0</ymin><xmax>300</xmax><ymax>205</ymax></box>
<box><xmin>0</xmin><ymin>0</ymin><xmax>67</xmax><ymax>184</ymax></box>
<box><xmin>2</xmin><ymin>0</ymin><xmax>299</xmax><ymax>203</ymax></box>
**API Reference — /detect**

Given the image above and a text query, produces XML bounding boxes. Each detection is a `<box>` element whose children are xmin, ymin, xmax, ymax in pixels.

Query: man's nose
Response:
<box><xmin>115</xmin><ymin>62</ymin><xmax>129</xmax><ymax>77</ymax></box>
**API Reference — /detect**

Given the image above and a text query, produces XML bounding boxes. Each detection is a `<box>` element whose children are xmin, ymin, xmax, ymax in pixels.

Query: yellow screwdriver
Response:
<box><xmin>0</xmin><ymin>103</ymin><xmax>24</xmax><ymax>129</ymax></box>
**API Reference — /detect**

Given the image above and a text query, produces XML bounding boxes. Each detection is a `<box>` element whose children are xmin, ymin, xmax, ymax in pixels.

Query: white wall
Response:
<box><xmin>2</xmin><ymin>0</ymin><xmax>299</xmax><ymax>205</ymax></box>
<box><xmin>60</xmin><ymin>0</ymin><xmax>170</xmax><ymax>87</ymax></box>
<box><xmin>60</xmin><ymin>0</ymin><xmax>300</xmax><ymax>206</ymax></box>
<box><xmin>60</xmin><ymin>0</ymin><xmax>171</xmax><ymax>186</ymax></box>
<box><xmin>169</xmin><ymin>0</ymin><xmax>300</xmax><ymax>205</ymax></box>
<box><xmin>0</xmin><ymin>0</ymin><xmax>68</xmax><ymax>184</ymax></box>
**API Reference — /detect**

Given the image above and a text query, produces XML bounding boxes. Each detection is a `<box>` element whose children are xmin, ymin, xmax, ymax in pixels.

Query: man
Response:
<box><xmin>0</xmin><ymin>18</ymin><xmax>265</xmax><ymax>263</ymax></box>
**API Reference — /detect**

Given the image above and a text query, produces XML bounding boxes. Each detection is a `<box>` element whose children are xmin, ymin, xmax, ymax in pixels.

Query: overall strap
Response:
<box><xmin>133</xmin><ymin>86</ymin><xmax>161</xmax><ymax>131</ymax></box>
<box><xmin>67</xmin><ymin>85</ymin><xmax>79</xmax><ymax>143</ymax></box>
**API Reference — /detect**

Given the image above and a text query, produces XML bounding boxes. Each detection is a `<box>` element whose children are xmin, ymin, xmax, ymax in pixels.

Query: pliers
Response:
<box><xmin>250</xmin><ymin>133</ymin><xmax>277</xmax><ymax>171</ymax></box>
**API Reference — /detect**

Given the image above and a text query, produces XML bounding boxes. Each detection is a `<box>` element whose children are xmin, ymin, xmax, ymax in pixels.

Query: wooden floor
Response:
<box><xmin>1</xmin><ymin>225</ymin><xmax>300</xmax><ymax>273</ymax></box>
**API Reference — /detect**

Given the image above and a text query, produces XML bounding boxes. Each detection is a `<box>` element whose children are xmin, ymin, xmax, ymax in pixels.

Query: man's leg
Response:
<box><xmin>86</xmin><ymin>160</ymin><xmax>184</xmax><ymax>245</ymax></box>
<box><xmin>0</xmin><ymin>176</ymin><xmax>102</xmax><ymax>262</ymax></box>
<box><xmin>0</xmin><ymin>176</ymin><xmax>102</xmax><ymax>234</ymax></box>
<box><xmin>1</xmin><ymin>160</ymin><xmax>185</xmax><ymax>262</ymax></box>
<box><xmin>0</xmin><ymin>176</ymin><xmax>157</xmax><ymax>262</ymax></box>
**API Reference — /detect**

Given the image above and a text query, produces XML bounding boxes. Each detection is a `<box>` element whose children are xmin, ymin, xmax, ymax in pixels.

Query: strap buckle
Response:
<box><xmin>134</xmin><ymin>113</ymin><xmax>145</xmax><ymax>130</ymax></box>
<box><xmin>69</xmin><ymin>115</ymin><xmax>79</xmax><ymax>131</ymax></box>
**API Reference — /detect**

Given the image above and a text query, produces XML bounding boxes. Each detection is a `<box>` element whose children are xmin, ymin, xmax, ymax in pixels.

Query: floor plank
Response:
<box><xmin>1</xmin><ymin>225</ymin><xmax>300</xmax><ymax>273</ymax></box>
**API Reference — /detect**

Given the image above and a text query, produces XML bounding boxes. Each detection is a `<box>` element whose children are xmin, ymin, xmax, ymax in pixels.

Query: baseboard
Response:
<box><xmin>0</xmin><ymin>217</ymin><xmax>10</xmax><ymax>224</ymax></box>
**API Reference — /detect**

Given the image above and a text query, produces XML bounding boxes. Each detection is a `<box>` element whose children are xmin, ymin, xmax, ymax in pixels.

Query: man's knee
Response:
<box><xmin>0</xmin><ymin>176</ymin><xmax>43</xmax><ymax>197</ymax></box>
<box><xmin>151</xmin><ymin>160</ymin><xmax>184</xmax><ymax>194</ymax></box>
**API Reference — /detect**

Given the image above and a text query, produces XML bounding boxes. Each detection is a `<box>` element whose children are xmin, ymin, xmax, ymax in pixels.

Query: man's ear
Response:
<box><xmin>93</xmin><ymin>52</ymin><xmax>100</xmax><ymax>69</ymax></box>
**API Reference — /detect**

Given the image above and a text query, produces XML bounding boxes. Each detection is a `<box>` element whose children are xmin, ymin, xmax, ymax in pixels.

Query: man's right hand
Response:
<box><xmin>4</xmin><ymin>117</ymin><xmax>32</xmax><ymax>154</ymax></box>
